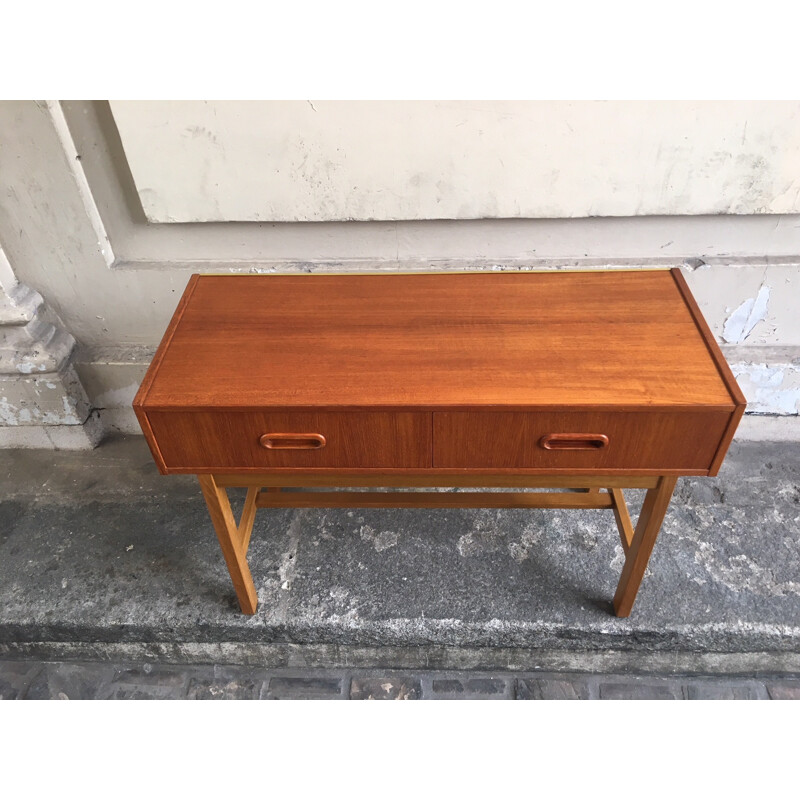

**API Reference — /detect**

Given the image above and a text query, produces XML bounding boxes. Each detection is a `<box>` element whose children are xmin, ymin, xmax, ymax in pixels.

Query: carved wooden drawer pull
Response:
<box><xmin>259</xmin><ymin>433</ymin><xmax>327</xmax><ymax>450</ymax></box>
<box><xmin>539</xmin><ymin>433</ymin><xmax>609</xmax><ymax>451</ymax></box>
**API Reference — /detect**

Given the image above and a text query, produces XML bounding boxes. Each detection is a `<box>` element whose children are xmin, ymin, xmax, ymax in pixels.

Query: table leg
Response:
<box><xmin>237</xmin><ymin>486</ymin><xmax>259</xmax><ymax>553</ymax></box>
<box><xmin>612</xmin><ymin>475</ymin><xmax>677</xmax><ymax>617</ymax></box>
<box><xmin>198</xmin><ymin>475</ymin><xmax>258</xmax><ymax>614</ymax></box>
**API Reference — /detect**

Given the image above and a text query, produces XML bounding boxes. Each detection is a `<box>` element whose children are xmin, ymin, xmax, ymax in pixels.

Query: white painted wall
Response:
<box><xmin>110</xmin><ymin>101</ymin><xmax>800</xmax><ymax>222</ymax></box>
<box><xmin>0</xmin><ymin>100</ymin><xmax>797</xmax><ymax>442</ymax></box>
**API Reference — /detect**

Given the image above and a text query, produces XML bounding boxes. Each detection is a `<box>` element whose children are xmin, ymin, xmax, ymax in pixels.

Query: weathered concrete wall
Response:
<box><xmin>110</xmin><ymin>101</ymin><xmax>800</xmax><ymax>222</ymax></box>
<box><xmin>0</xmin><ymin>100</ymin><xmax>797</xmax><ymax>443</ymax></box>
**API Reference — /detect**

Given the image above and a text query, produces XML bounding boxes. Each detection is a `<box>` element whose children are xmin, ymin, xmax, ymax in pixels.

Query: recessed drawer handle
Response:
<box><xmin>259</xmin><ymin>433</ymin><xmax>327</xmax><ymax>450</ymax></box>
<box><xmin>539</xmin><ymin>433</ymin><xmax>609</xmax><ymax>451</ymax></box>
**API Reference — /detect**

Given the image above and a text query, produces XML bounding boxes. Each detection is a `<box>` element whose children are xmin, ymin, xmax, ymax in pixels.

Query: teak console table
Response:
<box><xmin>133</xmin><ymin>270</ymin><xmax>746</xmax><ymax>617</ymax></box>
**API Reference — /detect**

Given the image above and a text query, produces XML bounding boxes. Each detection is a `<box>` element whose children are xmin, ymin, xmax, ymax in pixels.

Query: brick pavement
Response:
<box><xmin>2</xmin><ymin>659</ymin><xmax>798</xmax><ymax>699</ymax></box>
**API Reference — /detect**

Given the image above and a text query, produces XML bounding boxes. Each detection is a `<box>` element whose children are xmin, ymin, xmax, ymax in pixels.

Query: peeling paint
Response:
<box><xmin>723</xmin><ymin>285</ymin><xmax>770</xmax><ymax>343</ymax></box>
<box><xmin>756</xmin><ymin>389</ymin><xmax>800</xmax><ymax>415</ymax></box>
<box><xmin>731</xmin><ymin>362</ymin><xmax>800</xmax><ymax>415</ymax></box>
<box><xmin>736</xmin><ymin>364</ymin><xmax>785</xmax><ymax>387</ymax></box>
<box><xmin>0</xmin><ymin>397</ymin><xmax>16</xmax><ymax>425</ymax></box>
<box><xmin>682</xmin><ymin>258</ymin><xmax>708</xmax><ymax>271</ymax></box>
<box><xmin>0</xmin><ymin>367</ymin><xmax>89</xmax><ymax>427</ymax></box>
<box><xmin>60</xmin><ymin>395</ymin><xmax>81</xmax><ymax>423</ymax></box>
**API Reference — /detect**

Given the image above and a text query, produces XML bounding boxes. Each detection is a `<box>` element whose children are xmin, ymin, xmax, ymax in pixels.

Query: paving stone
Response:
<box><xmin>111</xmin><ymin>665</ymin><xmax>188</xmax><ymax>687</ymax></box>
<box><xmin>765</xmin><ymin>682</ymin><xmax>800</xmax><ymax>700</ymax></box>
<box><xmin>264</xmin><ymin>676</ymin><xmax>343</xmax><ymax>699</ymax></box>
<box><xmin>429</xmin><ymin>676</ymin><xmax>512</xmax><ymax>698</ymax></box>
<box><xmin>0</xmin><ymin>661</ymin><xmax>43</xmax><ymax>699</ymax></box>
<box><xmin>350</xmin><ymin>677</ymin><xmax>421</xmax><ymax>700</ymax></box>
<box><xmin>685</xmin><ymin>682</ymin><xmax>765</xmax><ymax>700</ymax></box>
<box><xmin>186</xmin><ymin>667</ymin><xmax>262</xmax><ymax>699</ymax></box>
<box><xmin>599</xmin><ymin>681</ymin><xmax>681</xmax><ymax>700</ymax></box>
<box><xmin>23</xmin><ymin>663</ymin><xmax>110</xmax><ymax>700</ymax></box>
<box><xmin>1</xmin><ymin>657</ymin><xmax>795</xmax><ymax>700</ymax></box>
<box><xmin>431</xmin><ymin>679</ymin><xmax>465</xmax><ymax>694</ymax></box>
<box><xmin>464</xmin><ymin>678</ymin><xmax>508</xmax><ymax>695</ymax></box>
<box><xmin>0</xmin><ymin>679</ymin><xmax>22</xmax><ymax>700</ymax></box>
<box><xmin>95</xmin><ymin>664</ymin><xmax>190</xmax><ymax>698</ymax></box>
<box><xmin>101</xmin><ymin>687</ymin><xmax>179</xmax><ymax>700</ymax></box>
<box><xmin>517</xmin><ymin>677</ymin><xmax>590</xmax><ymax>700</ymax></box>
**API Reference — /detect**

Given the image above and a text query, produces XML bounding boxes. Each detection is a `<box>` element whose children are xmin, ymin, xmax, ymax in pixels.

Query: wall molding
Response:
<box><xmin>109</xmin><ymin>256</ymin><xmax>800</xmax><ymax>274</ymax></box>
<box><xmin>45</xmin><ymin>101</ymin><xmax>115</xmax><ymax>267</ymax></box>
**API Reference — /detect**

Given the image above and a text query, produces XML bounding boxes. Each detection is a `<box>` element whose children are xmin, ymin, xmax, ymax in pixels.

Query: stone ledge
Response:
<box><xmin>4</xmin><ymin>642</ymin><xmax>800</xmax><ymax>676</ymax></box>
<box><xmin>0</xmin><ymin>438</ymin><xmax>798</xmax><ymax>661</ymax></box>
<box><xmin>0</xmin><ymin>412</ymin><xmax>102</xmax><ymax>449</ymax></box>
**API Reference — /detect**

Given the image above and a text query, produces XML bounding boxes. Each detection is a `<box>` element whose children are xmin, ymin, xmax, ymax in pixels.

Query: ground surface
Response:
<box><xmin>1</xmin><ymin>437</ymin><xmax>799</xmax><ymax>692</ymax></box>
<box><xmin>2</xmin><ymin>659</ymin><xmax>799</xmax><ymax>700</ymax></box>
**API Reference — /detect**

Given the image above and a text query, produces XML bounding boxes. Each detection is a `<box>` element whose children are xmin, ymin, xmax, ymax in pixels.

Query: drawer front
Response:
<box><xmin>433</xmin><ymin>411</ymin><xmax>732</xmax><ymax>471</ymax></box>
<box><xmin>147</xmin><ymin>411</ymin><xmax>431</xmax><ymax>470</ymax></box>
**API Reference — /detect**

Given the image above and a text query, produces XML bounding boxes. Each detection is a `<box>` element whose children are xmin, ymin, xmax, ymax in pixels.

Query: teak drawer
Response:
<box><xmin>433</xmin><ymin>410</ymin><xmax>733</xmax><ymax>471</ymax></box>
<box><xmin>145</xmin><ymin>411</ymin><xmax>432</xmax><ymax>472</ymax></box>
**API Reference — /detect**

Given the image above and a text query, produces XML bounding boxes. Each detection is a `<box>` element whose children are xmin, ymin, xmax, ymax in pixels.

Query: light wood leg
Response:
<box><xmin>612</xmin><ymin>476</ymin><xmax>677</xmax><ymax>618</ymax></box>
<box><xmin>609</xmin><ymin>488</ymin><xmax>634</xmax><ymax>554</ymax></box>
<box><xmin>193</xmin><ymin>473</ymin><xmax>674</xmax><ymax>618</ymax></box>
<box><xmin>237</xmin><ymin>486</ymin><xmax>260</xmax><ymax>552</ymax></box>
<box><xmin>198</xmin><ymin>475</ymin><xmax>258</xmax><ymax>615</ymax></box>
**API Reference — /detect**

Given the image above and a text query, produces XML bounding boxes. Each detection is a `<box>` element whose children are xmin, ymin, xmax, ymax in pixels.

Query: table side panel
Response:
<box><xmin>133</xmin><ymin>274</ymin><xmax>201</xmax><ymax>473</ymax></box>
<box><xmin>670</xmin><ymin>268</ymin><xmax>747</xmax><ymax>474</ymax></box>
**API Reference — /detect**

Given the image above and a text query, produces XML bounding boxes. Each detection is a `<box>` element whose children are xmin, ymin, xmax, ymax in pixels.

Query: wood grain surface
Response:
<box><xmin>433</xmin><ymin>409</ymin><xmax>731</xmax><ymax>470</ymax></box>
<box><xmin>669</xmin><ymin>269</ymin><xmax>748</xmax><ymax>474</ymax></box>
<box><xmin>137</xmin><ymin>270</ymin><xmax>738</xmax><ymax>410</ymax></box>
<box><xmin>147</xmin><ymin>410</ymin><xmax>432</xmax><ymax>470</ymax></box>
<box><xmin>135</xmin><ymin>269</ymin><xmax>745</xmax><ymax>475</ymax></box>
<box><xmin>254</xmin><ymin>490</ymin><xmax>617</xmax><ymax>509</ymax></box>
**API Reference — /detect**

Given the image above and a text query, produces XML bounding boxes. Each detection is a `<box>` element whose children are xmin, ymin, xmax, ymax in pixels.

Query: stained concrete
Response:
<box><xmin>0</xmin><ymin>437</ymin><xmax>798</xmax><ymax>669</ymax></box>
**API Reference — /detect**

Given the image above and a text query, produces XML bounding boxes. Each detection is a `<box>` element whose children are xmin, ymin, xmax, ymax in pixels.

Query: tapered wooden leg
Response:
<box><xmin>613</xmin><ymin>476</ymin><xmax>677</xmax><ymax>618</ymax></box>
<box><xmin>198</xmin><ymin>475</ymin><xmax>258</xmax><ymax>614</ymax></box>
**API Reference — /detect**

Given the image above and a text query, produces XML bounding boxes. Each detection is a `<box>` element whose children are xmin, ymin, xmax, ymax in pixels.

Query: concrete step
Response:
<box><xmin>1</xmin><ymin>437</ymin><xmax>798</xmax><ymax>672</ymax></box>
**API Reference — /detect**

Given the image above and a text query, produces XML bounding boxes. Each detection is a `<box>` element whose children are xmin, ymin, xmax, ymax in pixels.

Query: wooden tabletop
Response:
<box><xmin>138</xmin><ymin>270</ymin><xmax>739</xmax><ymax>411</ymax></box>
